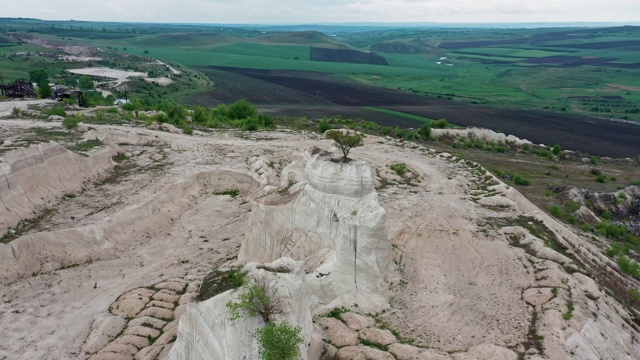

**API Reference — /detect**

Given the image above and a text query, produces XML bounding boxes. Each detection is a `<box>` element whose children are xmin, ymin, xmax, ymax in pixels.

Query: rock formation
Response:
<box><xmin>170</xmin><ymin>148</ymin><xmax>393</xmax><ymax>359</ymax></box>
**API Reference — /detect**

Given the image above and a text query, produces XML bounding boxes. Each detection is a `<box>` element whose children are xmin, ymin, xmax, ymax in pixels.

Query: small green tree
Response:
<box><xmin>226</xmin><ymin>275</ymin><xmax>285</xmax><ymax>322</ymax></box>
<box><xmin>552</xmin><ymin>144</ymin><xmax>562</xmax><ymax>156</ymax></box>
<box><xmin>318</xmin><ymin>118</ymin><xmax>332</xmax><ymax>133</ymax></box>
<box><xmin>38</xmin><ymin>80</ymin><xmax>52</xmax><ymax>99</ymax></box>
<box><xmin>78</xmin><ymin>76</ymin><xmax>95</xmax><ymax>90</ymax></box>
<box><xmin>29</xmin><ymin>69</ymin><xmax>48</xmax><ymax>84</ymax></box>
<box><xmin>418</xmin><ymin>122</ymin><xmax>431</xmax><ymax>139</ymax></box>
<box><xmin>326</xmin><ymin>130</ymin><xmax>364</xmax><ymax>163</ymax></box>
<box><xmin>255</xmin><ymin>321</ymin><xmax>303</xmax><ymax>360</ymax></box>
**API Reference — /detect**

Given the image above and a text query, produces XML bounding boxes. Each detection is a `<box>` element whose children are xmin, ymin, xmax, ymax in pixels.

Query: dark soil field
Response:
<box><xmin>525</xmin><ymin>56</ymin><xmax>618</xmax><ymax>66</ymax></box>
<box><xmin>310</xmin><ymin>47</ymin><xmax>389</xmax><ymax>65</ymax></box>
<box><xmin>192</xmin><ymin>66</ymin><xmax>640</xmax><ymax>158</ymax></box>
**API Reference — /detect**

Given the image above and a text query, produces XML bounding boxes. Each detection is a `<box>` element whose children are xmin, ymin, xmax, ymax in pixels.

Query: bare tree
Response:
<box><xmin>226</xmin><ymin>274</ymin><xmax>286</xmax><ymax>322</ymax></box>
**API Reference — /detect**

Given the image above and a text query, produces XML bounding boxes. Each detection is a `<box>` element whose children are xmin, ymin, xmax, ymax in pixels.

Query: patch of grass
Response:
<box><xmin>26</xmin><ymin>127</ymin><xmax>79</xmax><ymax>143</ymax></box>
<box><xmin>325</xmin><ymin>307</ymin><xmax>349</xmax><ymax>320</ymax></box>
<box><xmin>562</xmin><ymin>301</ymin><xmax>575</xmax><ymax>320</ymax></box>
<box><xmin>214</xmin><ymin>189</ymin><xmax>241</xmax><ymax>198</ymax></box>
<box><xmin>68</xmin><ymin>139</ymin><xmax>103</xmax><ymax>152</ymax></box>
<box><xmin>112</xmin><ymin>152</ymin><xmax>128</xmax><ymax>163</ymax></box>
<box><xmin>42</xmin><ymin>106</ymin><xmax>66</xmax><ymax>117</ymax></box>
<box><xmin>196</xmin><ymin>266</ymin><xmax>247</xmax><ymax>302</ymax></box>
<box><xmin>513</xmin><ymin>175</ymin><xmax>531</xmax><ymax>186</ymax></box>
<box><xmin>497</xmin><ymin>216</ymin><xmax>587</xmax><ymax>272</ymax></box>
<box><xmin>361</xmin><ymin>339</ymin><xmax>388</xmax><ymax>351</ymax></box>
<box><xmin>1</xmin><ymin>207</ymin><xmax>56</xmax><ymax>243</ymax></box>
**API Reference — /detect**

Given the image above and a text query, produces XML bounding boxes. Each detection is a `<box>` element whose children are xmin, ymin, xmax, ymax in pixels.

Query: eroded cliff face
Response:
<box><xmin>240</xmin><ymin>149</ymin><xmax>392</xmax><ymax>301</ymax></box>
<box><xmin>0</xmin><ymin>142</ymin><xmax>113</xmax><ymax>234</ymax></box>
<box><xmin>170</xmin><ymin>149</ymin><xmax>393</xmax><ymax>360</ymax></box>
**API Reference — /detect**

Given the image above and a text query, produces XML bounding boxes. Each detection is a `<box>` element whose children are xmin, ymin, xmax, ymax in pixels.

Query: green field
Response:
<box><xmin>1</xmin><ymin>19</ymin><xmax>639</xmax><ymax>121</ymax></box>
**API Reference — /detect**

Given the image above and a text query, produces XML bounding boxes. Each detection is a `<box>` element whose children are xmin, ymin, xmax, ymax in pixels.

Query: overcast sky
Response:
<box><xmin>4</xmin><ymin>0</ymin><xmax>640</xmax><ymax>24</ymax></box>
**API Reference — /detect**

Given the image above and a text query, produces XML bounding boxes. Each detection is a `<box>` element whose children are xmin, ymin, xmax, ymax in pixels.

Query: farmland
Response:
<box><xmin>1</xmin><ymin>19</ymin><xmax>640</xmax><ymax>156</ymax></box>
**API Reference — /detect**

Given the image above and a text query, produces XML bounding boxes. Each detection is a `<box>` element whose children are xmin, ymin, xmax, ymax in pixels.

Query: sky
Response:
<box><xmin>4</xmin><ymin>0</ymin><xmax>640</xmax><ymax>24</ymax></box>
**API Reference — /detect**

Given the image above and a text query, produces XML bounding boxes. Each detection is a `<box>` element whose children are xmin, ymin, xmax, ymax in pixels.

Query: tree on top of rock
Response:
<box><xmin>326</xmin><ymin>130</ymin><xmax>364</xmax><ymax>163</ymax></box>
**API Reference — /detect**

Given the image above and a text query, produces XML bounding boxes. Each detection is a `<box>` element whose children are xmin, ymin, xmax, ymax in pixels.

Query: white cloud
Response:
<box><xmin>3</xmin><ymin>0</ymin><xmax>640</xmax><ymax>23</ymax></box>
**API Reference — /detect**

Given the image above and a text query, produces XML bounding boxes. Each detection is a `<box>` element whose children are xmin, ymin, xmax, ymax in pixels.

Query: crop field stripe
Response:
<box><xmin>363</xmin><ymin>107</ymin><xmax>436</xmax><ymax>123</ymax></box>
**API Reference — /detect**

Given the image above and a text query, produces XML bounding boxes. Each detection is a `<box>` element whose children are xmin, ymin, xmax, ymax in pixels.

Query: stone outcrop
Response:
<box><xmin>0</xmin><ymin>142</ymin><xmax>114</xmax><ymax>234</ymax></box>
<box><xmin>170</xmin><ymin>149</ymin><xmax>393</xmax><ymax>359</ymax></box>
<box><xmin>0</xmin><ymin>169</ymin><xmax>258</xmax><ymax>283</ymax></box>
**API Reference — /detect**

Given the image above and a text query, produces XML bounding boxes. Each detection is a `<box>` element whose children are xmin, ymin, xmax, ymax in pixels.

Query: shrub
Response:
<box><xmin>254</xmin><ymin>321</ymin><xmax>303</xmax><ymax>360</ymax></box>
<box><xmin>228</xmin><ymin>98</ymin><xmax>257</xmax><ymax>120</ymax></box>
<box><xmin>589</xmin><ymin>156</ymin><xmax>598</xmax><ymax>165</ymax></box>
<box><xmin>11</xmin><ymin>107</ymin><xmax>20</xmax><ymax>117</ymax></box>
<box><xmin>552</xmin><ymin>144</ymin><xmax>562</xmax><ymax>156</ymax></box>
<box><xmin>430</xmin><ymin>118</ymin><xmax>449</xmax><ymax>128</ymax></box>
<box><xmin>549</xmin><ymin>205</ymin><xmax>562</xmax><ymax>218</ymax></box>
<box><xmin>418</xmin><ymin>122</ymin><xmax>431</xmax><ymax>139</ymax></box>
<box><xmin>596</xmin><ymin>175</ymin><xmax>606</xmax><ymax>183</ymax></box>
<box><xmin>580</xmin><ymin>224</ymin><xmax>592</xmax><ymax>232</ymax></box>
<box><xmin>122</xmin><ymin>103</ymin><xmax>135</xmax><ymax>111</ymax></box>
<box><xmin>318</xmin><ymin>118</ymin><xmax>332</xmax><ymax>133</ymax></box>
<box><xmin>390</xmin><ymin>163</ymin><xmax>407</xmax><ymax>177</ymax></box>
<box><xmin>62</xmin><ymin>114</ymin><xmax>84</xmax><ymax>129</ymax></box>
<box><xmin>227</xmin><ymin>266</ymin><xmax>247</xmax><ymax>288</ymax></box>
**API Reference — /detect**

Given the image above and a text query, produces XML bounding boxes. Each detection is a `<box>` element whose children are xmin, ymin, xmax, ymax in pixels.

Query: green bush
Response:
<box><xmin>390</xmin><ymin>163</ymin><xmax>407</xmax><ymax>177</ymax></box>
<box><xmin>62</xmin><ymin>114</ymin><xmax>84</xmax><ymax>129</ymax></box>
<box><xmin>228</xmin><ymin>98</ymin><xmax>257</xmax><ymax>120</ymax></box>
<box><xmin>596</xmin><ymin>175</ymin><xmax>606</xmax><ymax>183</ymax></box>
<box><xmin>227</xmin><ymin>267</ymin><xmax>247</xmax><ymax>288</ymax></box>
<box><xmin>552</xmin><ymin>144</ymin><xmax>562</xmax><ymax>156</ymax></box>
<box><xmin>254</xmin><ymin>321</ymin><xmax>303</xmax><ymax>360</ymax></box>
<box><xmin>43</xmin><ymin>106</ymin><xmax>67</xmax><ymax>117</ymax></box>
<box><xmin>318</xmin><ymin>118</ymin><xmax>332</xmax><ymax>133</ymax></box>
<box><xmin>430</xmin><ymin>118</ymin><xmax>449</xmax><ymax>129</ymax></box>
<box><xmin>418</xmin><ymin>122</ymin><xmax>431</xmax><ymax>139</ymax></box>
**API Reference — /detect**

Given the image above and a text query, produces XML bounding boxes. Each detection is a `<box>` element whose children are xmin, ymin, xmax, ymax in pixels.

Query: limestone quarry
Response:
<box><xmin>1</xmin><ymin>102</ymin><xmax>640</xmax><ymax>360</ymax></box>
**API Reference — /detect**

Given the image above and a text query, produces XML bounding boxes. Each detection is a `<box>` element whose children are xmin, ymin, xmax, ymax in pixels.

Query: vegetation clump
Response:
<box><xmin>390</xmin><ymin>163</ymin><xmax>407</xmax><ymax>177</ymax></box>
<box><xmin>62</xmin><ymin>113</ymin><xmax>85</xmax><ymax>129</ymax></box>
<box><xmin>254</xmin><ymin>321</ymin><xmax>303</xmax><ymax>360</ymax></box>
